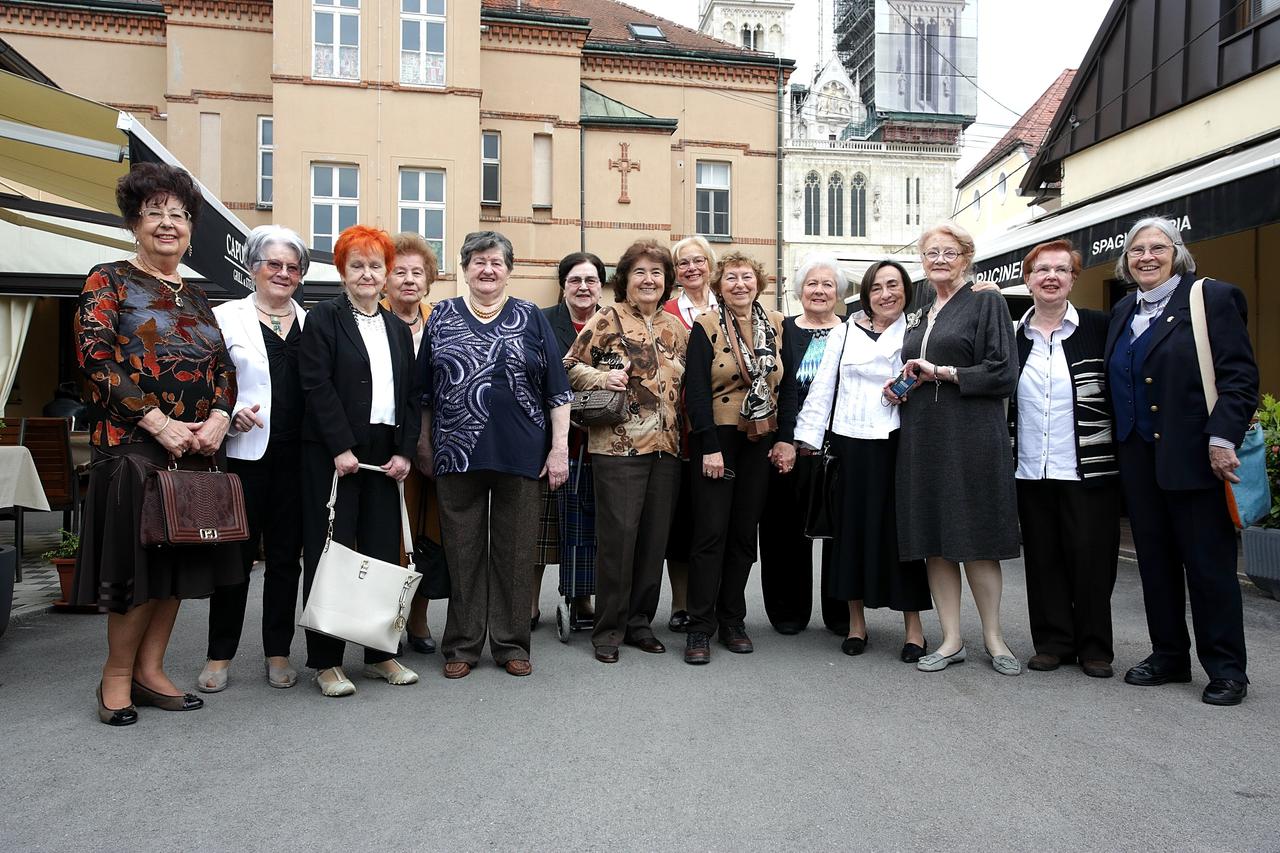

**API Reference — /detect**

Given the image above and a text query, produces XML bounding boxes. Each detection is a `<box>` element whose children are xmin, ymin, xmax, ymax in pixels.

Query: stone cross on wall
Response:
<box><xmin>608</xmin><ymin>142</ymin><xmax>640</xmax><ymax>204</ymax></box>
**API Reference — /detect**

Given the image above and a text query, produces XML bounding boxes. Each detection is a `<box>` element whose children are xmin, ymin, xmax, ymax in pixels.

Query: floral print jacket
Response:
<box><xmin>75</xmin><ymin>262</ymin><xmax>236</xmax><ymax>447</ymax></box>
<box><xmin>564</xmin><ymin>303</ymin><xmax>688</xmax><ymax>457</ymax></box>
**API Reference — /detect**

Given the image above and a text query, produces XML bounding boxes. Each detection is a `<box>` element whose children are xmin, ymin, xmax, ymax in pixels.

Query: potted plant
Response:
<box><xmin>1242</xmin><ymin>394</ymin><xmax>1280</xmax><ymax>599</ymax></box>
<box><xmin>42</xmin><ymin>528</ymin><xmax>80</xmax><ymax>606</ymax></box>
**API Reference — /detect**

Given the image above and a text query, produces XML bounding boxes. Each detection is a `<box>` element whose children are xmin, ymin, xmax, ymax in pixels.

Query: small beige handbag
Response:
<box><xmin>298</xmin><ymin>463</ymin><xmax>422</xmax><ymax>653</ymax></box>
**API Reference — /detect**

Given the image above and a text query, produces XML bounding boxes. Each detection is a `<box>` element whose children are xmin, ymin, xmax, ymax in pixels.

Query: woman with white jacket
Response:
<box><xmin>795</xmin><ymin>260</ymin><xmax>932</xmax><ymax>662</ymax></box>
<box><xmin>198</xmin><ymin>225</ymin><xmax>309</xmax><ymax>692</ymax></box>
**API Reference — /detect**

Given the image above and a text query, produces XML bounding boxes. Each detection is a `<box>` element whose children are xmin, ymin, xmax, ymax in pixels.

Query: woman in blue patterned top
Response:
<box><xmin>758</xmin><ymin>255</ymin><xmax>847</xmax><ymax>636</ymax></box>
<box><xmin>418</xmin><ymin>231</ymin><xmax>572</xmax><ymax>679</ymax></box>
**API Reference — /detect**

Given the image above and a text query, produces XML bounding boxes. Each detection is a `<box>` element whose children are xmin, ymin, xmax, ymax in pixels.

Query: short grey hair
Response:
<box><xmin>1114</xmin><ymin>216</ymin><xmax>1196</xmax><ymax>282</ymax></box>
<box><xmin>243</xmin><ymin>224</ymin><xmax>310</xmax><ymax>277</ymax></box>
<box><xmin>459</xmin><ymin>230</ymin><xmax>514</xmax><ymax>271</ymax></box>
<box><xmin>791</xmin><ymin>253</ymin><xmax>850</xmax><ymax>300</ymax></box>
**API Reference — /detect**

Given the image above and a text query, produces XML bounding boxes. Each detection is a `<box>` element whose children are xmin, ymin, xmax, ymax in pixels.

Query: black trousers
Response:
<box><xmin>1117</xmin><ymin>436</ymin><xmax>1248</xmax><ymax>681</ymax></box>
<box><xmin>1016</xmin><ymin>477</ymin><xmax>1120</xmax><ymax>662</ymax></box>
<box><xmin>758</xmin><ymin>456</ymin><xmax>837</xmax><ymax>632</ymax></box>
<box><xmin>300</xmin><ymin>428</ymin><xmax>400</xmax><ymax>670</ymax></box>
<box><xmin>591</xmin><ymin>453</ymin><xmax>681</xmax><ymax>648</ymax></box>
<box><xmin>687</xmin><ymin>426</ymin><xmax>772</xmax><ymax>636</ymax></box>
<box><xmin>207</xmin><ymin>438</ymin><xmax>304</xmax><ymax>660</ymax></box>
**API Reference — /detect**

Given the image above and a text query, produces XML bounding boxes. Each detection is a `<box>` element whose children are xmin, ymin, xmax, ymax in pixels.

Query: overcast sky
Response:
<box><xmin>633</xmin><ymin>0</ymin><xmax>1115</xmax><ymax>173</ymax></box>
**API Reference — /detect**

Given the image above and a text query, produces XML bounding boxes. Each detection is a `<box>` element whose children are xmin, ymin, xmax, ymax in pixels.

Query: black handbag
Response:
<box><xmin>803</xmin><ymin>325</ymin><xmax>851</xmax><ymax>540</ymax></box>
<box><xmin>412</xmin><ymin>486</ymin><xmax>451</xmax><ymax>599</ymax></box>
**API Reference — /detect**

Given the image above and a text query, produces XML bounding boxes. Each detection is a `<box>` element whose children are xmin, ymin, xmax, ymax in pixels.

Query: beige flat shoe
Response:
<box><xmin>266</xmin><ymin>658</ymin><xmax>298</xmax><ymax>689</ymax></box>
<box><xmin>196</xmin><ymin>661</ymin><xmax>229</xmax><ymax>694</ymax></box>
<box><xmin>363</xmin><ymin>659</ymin><xmax>419</xmax><ymax>685</ymax></box>
<box><xmin>315</xmin><ymin>666</ymin><xmax>356</xmax><ymax>697</ymax></box>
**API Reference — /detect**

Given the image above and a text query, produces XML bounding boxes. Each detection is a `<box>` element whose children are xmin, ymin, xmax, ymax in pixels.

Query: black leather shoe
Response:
<box><xmin>130</xmin><ymin>680</ymin><xmax>204</xmax><ymax>712</ymax></box>
<box><xmin>774</xmin><ymin>622</ymin><xmax>804</xmax><ymax>635</ymax></box>
<box><xmin>1202</xmin><ymin>678</ymin><xmax>1247</xmax><ymax>706</ymax></box>
<box><xmin>625</xmin><ymin>635</ymin><xmax>666</xmax><ymax>654</ymax></box>
<box><xmin>718</xmin><ymin>626</ymin><xmax>754</xmax><ymax>654</ymax></box>
<box><xmin>407</xmin><ymin>630</ymin><xmax>437</xmax><ymax>654</ymax></box>
<box><xmin>900</xmin><ymin>641</ymin><xmax>927</xmax><ymax>663</ymax></box>
<box><xmin>97</xmin><ymin>683</ymin><xmax>138</xmax><ymax>727</ymax></box>
<box><xmin>1124</xmin><ymin>659</ymin><xmax>1192</xmax><ymax>686</ymax></box>
<box><xmin>841</xmin><ymin>635</ymin><xmax>867</xmax><ymax>656</ymax></box>
<box><xmin>684</xmin><ymin>631</ymin><xmax>710</xmax><ymax>665</ymax></box>
<box><xmin>594</xmin><ymin>645</ymin><xmax>619</xmax><ymax>664</ymax></box>
<box><xmin>668</xmin><ymin>610</ymin><xmax>690</xmax><ymax>632</ymax></box>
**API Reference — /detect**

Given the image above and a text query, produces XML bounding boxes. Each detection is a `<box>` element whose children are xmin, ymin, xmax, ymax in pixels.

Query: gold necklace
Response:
<box><xmin>468</xmin><ymin>295</ymin><xmax>506</xmax><ymax>320</ymax></box>
<box><xmin>134</xmin><ymin>256</ymin><xmax>186</xmax><ymax>307</ymax></box>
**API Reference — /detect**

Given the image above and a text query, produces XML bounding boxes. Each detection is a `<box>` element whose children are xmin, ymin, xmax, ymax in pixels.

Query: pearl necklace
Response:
<box><xmin>467</xmin><ymin>295</ymin><xmax>507</xmax><ymax>321</ymax></box>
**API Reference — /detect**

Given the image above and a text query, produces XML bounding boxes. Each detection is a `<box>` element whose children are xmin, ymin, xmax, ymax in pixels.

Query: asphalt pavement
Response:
<box><xmin>1</xmin><ymin>550</ymin><xmax>1278</xmax><ymax>852</ymax></box>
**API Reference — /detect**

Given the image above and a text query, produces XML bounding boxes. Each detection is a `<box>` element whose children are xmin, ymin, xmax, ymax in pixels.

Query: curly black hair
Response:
<box><xmin>115</xmin><ymin>162</ymin><xmax>202</xmax><ymax>229</ymax></box>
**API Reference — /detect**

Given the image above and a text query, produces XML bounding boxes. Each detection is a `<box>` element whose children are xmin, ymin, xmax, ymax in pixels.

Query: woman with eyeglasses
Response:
<box><xmin>1105</xmin><ymin>216</ymin><xmax>1257</xmax><ymax>706</ymax></box>
<box><xmin>661</xmin><ymin>237</ymin><xmax>719</xmax><ymax>632</ymax></box>
<box><xmin>75</xmin><ymin>162</ymin><xmax>239</xmax><ymax>725</ymax></box>
<box><xmin>199</xmin><ymin>225</ymin><xmax>310</xmax><ymax>693</ymax></box>
<box><xmin>884</xmin><ymin>222</ymin><xmax>1022</xmax><ymax>677</ymax></box>
<box><xmin>1008</xmin><ymin>239</ymin><xmax>1120</xmax><ymax>679</ymax></box>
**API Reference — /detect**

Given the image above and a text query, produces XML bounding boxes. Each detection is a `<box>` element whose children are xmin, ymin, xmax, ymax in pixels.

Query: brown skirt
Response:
<box><xmin>74</xmin><ymin>441</ymin><xmax>244</xmax><ymax>614</ymax></box>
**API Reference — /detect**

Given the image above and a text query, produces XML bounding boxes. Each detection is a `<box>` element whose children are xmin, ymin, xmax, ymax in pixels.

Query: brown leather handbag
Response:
<box><xmin>140</xmin><ymin>460</ymin><xmax>250</xmax><ymax>546</ymax></box>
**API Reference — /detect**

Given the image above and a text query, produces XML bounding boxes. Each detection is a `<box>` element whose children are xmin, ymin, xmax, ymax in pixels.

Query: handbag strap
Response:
<box><xmin>825</xmin><ymin>321</ymin><xmax>853</xmax><ymax>437</ymax></box>
<box><xmin>1188</xmin><ymin>277</ymin><xmax>1217</xmax><ymax>413</ymax></box>
<box><xmin>326</xmin><ymin>463</ymin><xmax>415</xmax><ymax>570</ymax></box>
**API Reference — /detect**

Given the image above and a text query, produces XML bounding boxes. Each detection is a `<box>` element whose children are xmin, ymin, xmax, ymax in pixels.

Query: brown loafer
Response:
<box><xmin>1081</xmin><ymin>659</ymin><xmax>1114</xmax><ymax>678</ymax></box>
<box><xmin>594</xmin><ymin>645</ymin><xmax>619</xmax><ymax>663</ymax></box>
<box><xmin>625</xmin><ymin>635</ymin><xmax>666</xmax><ymax>654</ymax></box>
<box><xmin>443</xmin><ymin>661</ymin><xmax>472</xmax><ymax>679</ymax></box>
<box><xmin>1027</xmin><ymin>653</ymin><xmax>1062</xmax><ymax>671</ymax></box>
<box><xmin>504</xmin><ymin>659</ymin><xmax>533</xmax><ymax>677</ymax></box>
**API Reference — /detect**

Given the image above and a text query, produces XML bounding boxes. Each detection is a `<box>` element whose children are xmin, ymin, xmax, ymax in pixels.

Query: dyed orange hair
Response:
<box><xmin>1021</xmin><ymin>238</ymin><xmax>1083</xmax><ymax>280</ymax></box>
<box><xmin>333</xmin><ymin>225</ymin><xmax>395</xmax><ymax>274</ymax></box>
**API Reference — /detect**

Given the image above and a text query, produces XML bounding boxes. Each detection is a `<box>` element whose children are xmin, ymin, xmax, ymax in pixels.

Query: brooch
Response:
<box><xmin>905</xmin><ymin>309</ymin><xmax>922</xmax><ymax>331</ymax></box>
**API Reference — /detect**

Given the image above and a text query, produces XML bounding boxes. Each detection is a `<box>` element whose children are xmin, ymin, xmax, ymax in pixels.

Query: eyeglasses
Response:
<box><xmin>924</xmin><ymin>248</ymin><xmax>961</xmax><ymax>261</ymax></box>
<box><xmin>1126</xmin><ymin>243</ymin><xmax>1175</xmax><ymax>258</ymax></box>
<box><xmin>256</xmin><ymin>259</ymin><xmax>302</xmax><ymax>277</ymax></box>
<box><xmin>141</xmin><ymin>207</ymin><xmax>191</xmax><ymax>224</ymax></box>
<box><xmin>1031</xmin><ymin>265</ymin><xmax>1073</xmax><ymax>277</ymax></box>
<box><xmin>565</xmin><ymin>276</ymin><xmax>600</xmax><ymax>287</ymax></box>
<box><xmin>676</xmin><ymin>256</ymin><xmax>708</xmax><ymax>269</ymax></box>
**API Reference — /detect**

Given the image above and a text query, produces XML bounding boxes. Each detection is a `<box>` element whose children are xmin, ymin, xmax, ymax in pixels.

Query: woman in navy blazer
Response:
<box><xmin>298</xmin><ymin>225</ymin><xmax>422</xmax><ymax>697</ymax></box>
<box><xmin>201</xmin><ymin>226</ymin><xmax>309</xmax><ymax>693</ymax></box>
<box><xmin>1105</xmin><ymin>216</ymin><xmax>1259</xmax><ymax>706</ymax></box>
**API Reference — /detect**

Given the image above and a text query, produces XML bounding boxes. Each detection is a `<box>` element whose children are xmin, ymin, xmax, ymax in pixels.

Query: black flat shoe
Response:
<box><xmin>773</xmin><ymin>622</ymin><xmax>804</xmax><ymax>635</ymax></box>
<box><xmin>1124</xmin><ymin>658</ymin><xmax>1192</xmax><ymax>687</ymax></box>
<box><xmin>900</xmin><ymin>640</ymin><xmax>927</xmax><ymax>663</ymax></box>
<box><xmin>840</xmin><ymin>635</ymin><xmax>868</xmax><ymax>656</ymax></box>
<box><xmin>530</xmin><ymin>611</ymin><xmax>541</xmax><ymax>631</ymax></box>
<box><xmin>97</xmin><ymin>683</ymin><xmax>137</xmax><ymax>727</ymax></box>
<box><xmin>668</xmin><ymin>610</ymin><xmax>690</xmax><ymax>632</ymax></box>
<box><xmin>1202</xmin><ymin>678</ymin><xmax>1247</xmax><ymax>706</ymax></box>
<box><xmin>130</xmin><ymin>680</ymin><xmax>203</xmax><ymax>712</ymax></box>
<box><xmin>407</xmin><ymin>630</ymin><xmax>437</xmax><ymax>654</ymax></box>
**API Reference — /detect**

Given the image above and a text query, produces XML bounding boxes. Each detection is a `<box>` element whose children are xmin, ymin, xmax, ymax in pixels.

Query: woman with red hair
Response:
<box><xmin>298</xmin><ymin>224</ymin><xmax>422</xmax><ymax>697</ymax></box>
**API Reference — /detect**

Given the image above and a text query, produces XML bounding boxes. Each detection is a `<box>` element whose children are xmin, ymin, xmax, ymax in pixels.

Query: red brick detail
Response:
<box><xmin>1</xmin><ymin>3</ymin><xmax>165</xmax><ymax>36</ymax></box>
<box><xmin>165</xmin><ymin>89</ymin><xmax>272</xmax><ymax>103</ymax></box>
<box><xmin>481</xmin><ymin>20</ymin><xmax>587</xmax><ymax>51</ymax></box>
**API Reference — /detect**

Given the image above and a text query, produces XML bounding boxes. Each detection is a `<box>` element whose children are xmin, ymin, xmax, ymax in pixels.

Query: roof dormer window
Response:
<box><xmin>628</xmin><ymin>23</ymin><xmax>666</xmax><ymax>41</ymax></box>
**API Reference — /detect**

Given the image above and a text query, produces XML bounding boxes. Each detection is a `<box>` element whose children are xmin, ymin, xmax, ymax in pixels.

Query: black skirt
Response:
<box><xmin>827</xmin><ymin>432</ymin><xmax>932</xmax><ymax>612</ymax></box>
<box><xmin>74</xmin><ymin>441</ymin><xmax>244</xmax><ymax>614</ymax></box>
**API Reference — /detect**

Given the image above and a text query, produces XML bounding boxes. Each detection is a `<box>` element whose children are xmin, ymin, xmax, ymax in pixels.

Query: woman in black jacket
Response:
<box><xmin>1008</xmin><ymin>239</ymin><xmax>1120</xmax><ymax>679</ymax></box>
<box><xmin>299</xmin><ymin>225</ymin><xmax>421</xmax><ymax>697</ymax></box>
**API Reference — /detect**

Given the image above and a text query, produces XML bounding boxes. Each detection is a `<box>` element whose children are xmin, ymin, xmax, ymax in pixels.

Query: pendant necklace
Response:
<box><xmin>135</xmin><ymin>255</ymin><xmax>186</xmax><ymax>307</ymax></box>
<box><xmin>254</xmin><ymin>296</ymin><xmax>294</xmax><ymax>338</ymax></box>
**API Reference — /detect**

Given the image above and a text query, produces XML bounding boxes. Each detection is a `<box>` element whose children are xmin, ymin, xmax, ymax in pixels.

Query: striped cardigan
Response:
<box><xmin>1008</xmin><ymin>305</ymin><xmax>1118</xmax><ymax>484</ymax></box>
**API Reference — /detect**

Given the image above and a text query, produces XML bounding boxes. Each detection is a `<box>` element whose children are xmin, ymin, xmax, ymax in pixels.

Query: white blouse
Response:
<box><xmin>794</xmin><ymin>314</ymin><xmax>906</xmax><ymax>445</ymax></box>
<box><xmin>354</xmin><ymin>312</ymin><xmax>397</xmax><ymax>426</ymax></box>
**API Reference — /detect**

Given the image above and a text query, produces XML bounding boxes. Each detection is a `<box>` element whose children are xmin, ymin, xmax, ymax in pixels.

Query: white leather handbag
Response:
<box><xmin>298</xmin><ymin>463</ymin><xmax>422</xmax><ymax>653</ymax></box>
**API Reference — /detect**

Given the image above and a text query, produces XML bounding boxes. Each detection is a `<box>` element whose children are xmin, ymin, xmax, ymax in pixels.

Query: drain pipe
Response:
<box><xmin>775</xmin><ymin>59</ymin><xmax>785</xmax><ymax>312</ymax></box>
<box><xmin>579</xmin><ymin>124</ymin><xmax>586</xmax><ymax>251</ymax></box>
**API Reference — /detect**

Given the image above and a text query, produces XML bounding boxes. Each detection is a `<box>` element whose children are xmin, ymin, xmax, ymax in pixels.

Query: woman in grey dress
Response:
<box><xmin>884</xmin><ymin>222</ymin><xmax>1022</xmax><ymax>676</ymax></box>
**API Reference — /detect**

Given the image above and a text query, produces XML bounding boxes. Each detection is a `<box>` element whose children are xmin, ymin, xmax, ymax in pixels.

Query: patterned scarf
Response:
<box><xmin>720</xmin><ymin>301</ymin><xmax>779</xmax><ymax>438</ymax></box>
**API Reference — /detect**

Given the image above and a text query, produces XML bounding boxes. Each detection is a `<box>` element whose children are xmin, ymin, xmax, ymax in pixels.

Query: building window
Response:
<box><xmin>532</xmin><ymin>134</ymin><xmax>552</xmax><ymax>209</ymax></box>
<box><xmin>996</xmin><ymin>171</ymin><xmax>1007</xmax><ymax>202</ymax></box>
<box><xmin>972</xmin><ymin>189</ymin><xmax>981</xmax><ymax>218</ymax></box>
<box><xmin>628</xmin><ymin>23</ymin><xmax>666</xmax><ymax>41</ymax></box>
<box><xmin>311</xmin><ymin>163</ymin><xmax>358</xmax><ymax>253</ymax></box>
<box><xmin>850</xmin><ymin>172</ymin><xmax>866</xmax><ymax>237</ymax></box>
<box><xmin>741</xmin><ymin>24</ymin><xmax>755</xmax><ymax>50</ymax></box>
<box><xmin>314</xmin><ymin>0</ymin><xmax>360</xmax><ymax>80</ymax></box>
<box><xmin>804</xmin><ymin>171</ymin><xmax>821</xmax><ymax>236</ymax></box>
<box><xmin>915</xmin><ymin>177</ymin><xmax>921</xmax><ymax>225</ymax></box>
<box><xmin>695</xmin><ymin>161</ymin><xmax>731</xmax><ymax>238</ymax></box>
<box><xmin>827</xmin><ymin>172</ymin><xmax>844</xmax><ymax>237</ymax></box>
<box><xmin>401</xmin><ymin>0</ymin><xmax>445</xmax><ymax>86</ymax></box>
<box><xmin>399</xmin><ymin>168</ymin><xmax>445</xmax><ymax>268</ymax></box>
<box><xmin>257</xmin><ymin>117</ymin><xmax>273</xmax><ymax>208</ymax></box>
<box><xmin>481</xmin><ymin>131</ymin><xmax>500</xmax><ymax>205</ymax></box>
<box><xmin>905</xmin><ymin>176</ymin><xmax>911</xmax><ymax>225</ymax></box>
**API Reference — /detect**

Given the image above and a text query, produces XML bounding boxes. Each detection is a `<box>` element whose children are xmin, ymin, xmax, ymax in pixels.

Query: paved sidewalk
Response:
<box><xmin>1</xmin><ymin>539</ymin><xmax>1278</xmax><ymax>852</ymax></box>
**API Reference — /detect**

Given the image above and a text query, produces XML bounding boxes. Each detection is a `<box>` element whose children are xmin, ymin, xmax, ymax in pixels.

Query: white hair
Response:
<box><xmin>243</xmin><ymin>224</ymin><xmax>311</xmax><ymax>277</ymax></box>
<box><xmin>1114</xmin><ymin>216</ymin><xmax>1196</xmax><ymax>282</ymax></box>
<box><xmin>791</xmin><ymin>253</ymin><xmax>850</xmax><ymax>300</ymax></box>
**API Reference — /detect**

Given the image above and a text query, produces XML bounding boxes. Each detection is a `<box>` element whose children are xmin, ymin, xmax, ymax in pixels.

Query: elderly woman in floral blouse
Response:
<box><xmin>563</xmin><ymin>240</ymin><xmax>688</xmax><ymax>663</ymax></box>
